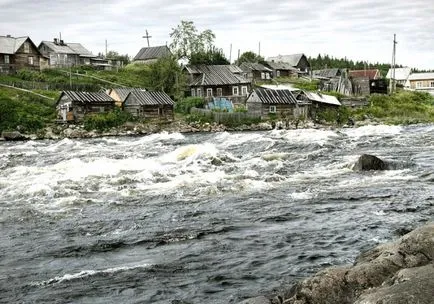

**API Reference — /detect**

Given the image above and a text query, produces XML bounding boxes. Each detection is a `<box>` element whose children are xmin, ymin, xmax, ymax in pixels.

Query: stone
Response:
<box><xmin>238</xmin><ymin>296</ymin><xmax>271</xmax><ymax>304</ymax></box>
<box><xmin>353</xmin><ymin>154</ymin><xmax>388</xmax><ymax>171</ymax></box>
<box><xmin>1</xmin><ymin>131</ymin><xmax>26</xmax><ymax>141</ymax></box>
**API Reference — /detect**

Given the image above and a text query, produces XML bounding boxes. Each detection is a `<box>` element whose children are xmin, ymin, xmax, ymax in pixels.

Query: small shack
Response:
<box><xmin>123</xmin><ymin>91</ymin><xmax>174</xmax><ymax>119</ymax></box>
<box><xmin>107</xmin><ymin>88</ymin><xmax>146</xmax><ymax>107</ymax></box>
<box><xmin>246</xmin><ymin>87</ymin><xmax>304</xmax><ymax>119</ymax></box>
<box><xmin>56</xmin><ymin>91</ymin><xmax>115</xmax><ymax>122</ymax></box>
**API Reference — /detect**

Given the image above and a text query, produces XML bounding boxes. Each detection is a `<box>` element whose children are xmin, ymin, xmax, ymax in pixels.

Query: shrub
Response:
<box><xmin>83</xmin><ymin>108</ymin><xmax>134</xmax><ymax>131</ymax></box>
<box><xmin>175</xmin><ymin>97</ymin><xmax>205</xmax><ymax>114</ymax></box>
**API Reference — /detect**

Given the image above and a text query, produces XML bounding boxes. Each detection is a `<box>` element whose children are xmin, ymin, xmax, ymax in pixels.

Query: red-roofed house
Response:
<box><xmin>349</xmin><ymin>69</ymin><xmax>381</xmax><ymax>95</ymax></box>
<box><xmin>349</xmin><ymin>69</ymin><xmax>381</xmax><ymax>80</ymax></box>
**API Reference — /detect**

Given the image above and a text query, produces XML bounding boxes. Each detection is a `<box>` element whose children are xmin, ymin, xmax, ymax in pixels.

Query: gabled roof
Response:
<box><xmin>67</xmin><ymin>43</ymin><xmax>95</xmax><ymax>58</ymax></box>
<box><xmin>125</xmin><ymin>91</ymin><xmax>174</xmax><ymax>105</ymax></box>
<box><xmin>239</xmin><ymin>62</ymin><xmax>272</xmax><ymax>72</ymax></box>
<box><xmin>266</xmin><ymin>54</ymin><xmax>306</xmax><ymax>67</ymax></box>
<box><xmin>249</xmin><ymin>88</ymin><xmax>297</xmax><ymax>104</ymax></box>
<box><xmin>313</xmin><ymin>68</ymin><xmax>342</xmax><ymax>78</ymax></box>
<box><xmin>303</xmin><ymin>91</ymin><xmax>341</xmax><ymax>106</ymax></box>
<box><xmin>265</xmin><ymin>61</ymin><xmax>299</xmax><ymax>71</ymax></box>
<box><xmin>58</xmin><ymin>91</ymin><xmax>114</xmax><ymax>104</ymax></box>
<box><xmin>407</xmin><ymin>72</ymin><xmax>434</xmax><ymax>81</ymax></box>
<box><xmin>349</xmin><ymin>69</ymin><xmax>380</xmax><ymax>80</ymax></box>
<box><xmin>0</xmin><ymin>36</ymin><xmax>30</xmax><ymax>54</ymax></box>
<box><xmin>109</xmin><ymin>88</ymin><xmax>146</xmax><ymax>102</ymax></box>
<box><xmin>133</xmin><ymin>45</ymin><xmax>171</xmax><ymax>61</ymax></box>
<box><xmin>40</xmin><ymin>41</ymin><xmax>77</xmax><ymax>54</ymax></box>
<box><xmin>185</xmin><ymin>65</ymin><xmax>250</xmax><ymax>86</ymax></box>
<box><xmin>386</xmin><ymin>67</ymin><xmax>412</xmax><ymax>81</ymax></box>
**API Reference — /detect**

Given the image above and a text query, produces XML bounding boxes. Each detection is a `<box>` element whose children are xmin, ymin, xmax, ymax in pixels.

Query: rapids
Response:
<box><xmin>0</xmin><ymin>124</ymin><xmax>433</xmax><ymax>303</ymax></box>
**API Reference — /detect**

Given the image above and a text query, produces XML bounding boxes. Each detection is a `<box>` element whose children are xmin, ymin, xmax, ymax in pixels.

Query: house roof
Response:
<box><xmin>133</xmin><ymin>45</ymin><xmax>171</xmax><ymax>61</ymax></box>
<box><xmin>260</xmin><ymin>84</ymin><xmax>298</xmax><ymax>91</ymax></box>
<box><xmin>349</xmin><ymin>69</ymin><xmax>380</xmax><ymax>79</ymax></box>
<box><xmin>266</xmin><ymin>54</ymin><xmax>306</xmax><ymax>67</ymax></box>
<box><xmin>313</xmin><ymin>68</ymin><xmax>342</xmax><ymax>78</ymax></box>
<box><xmin>58</xmin><ymin>91</ymin><xmax>114</xmax><ymax>104</ymax></box>
<box><xmin>67</xmin><ymin>43</ymin><xmax>95</xmax><ymax>58</ymax></box>
<box><xmin>109</xmin><ymin>88</ymin><xmax>146</xmax><ymax>102</ymax></box>
<box><xmin>39</xmin><ymin>41</ymin><xmax>94</xmax><ymax>57</ymax></box>
<box><xmin>265</xmin><ymin>61</ymin><xmax>299</xmax><ymax>71</ymax></box>
<box><xmin>249</xmin><ymin>88</ymin><xmax>297</xmax><ymax>104</ymax></box>
<box><xmin>407</xmin><ymin>72</ymin><xmax>434</xmax><ymax>81</ymax></box>
<box><xmin>385</xmin><ymin>67</ymin><xmax>411</xmax><ymax>80</ymax></box>
<box><xmin>186</xmin><ymin>65</ymin><xmax>250</xmax><ymax>86</ymax></box>
<box><xmin>239</xmin><ymin>62</ymin><xmax>272</xmax><ymax>72</ymax></box>
<box><xmin>0</xmin><ymin>36</ymin><xmax>30</xmax><ymax>54</ymax></box>
<box><xmin>303</xmin><ymin>91</ymin><xmax>341</xmax><ymax>106</ymax></box>
<box><xmin>125</xmin><ymin>91</ymin><xmax>174</xmax><ymax>105</ymax></box>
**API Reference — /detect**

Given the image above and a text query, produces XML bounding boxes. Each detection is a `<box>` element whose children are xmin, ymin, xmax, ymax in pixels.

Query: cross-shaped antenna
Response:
<box><xmin>143</xmin><ymin>29</ymin><xmax>152</xmax><ymax>47</ymax></box>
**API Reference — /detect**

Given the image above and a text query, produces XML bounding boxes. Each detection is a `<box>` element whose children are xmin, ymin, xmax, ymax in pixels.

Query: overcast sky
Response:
<box><xmin>1</xmin><ymin>0</ymin><xmax>433</xmax><ymax>69</ymax></box>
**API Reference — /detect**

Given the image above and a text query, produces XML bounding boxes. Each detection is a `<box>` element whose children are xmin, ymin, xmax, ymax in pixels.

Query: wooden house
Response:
<box><xmin>407</xmin><ymin>72</ymin><xmax>434</xmax><ymax>95</ymax></box>
<box><xmin>107</xmin><ymin>88</ymin><xmax>146</xmax><ymax>107</ymax></box>
<box><xmin>56</xmin><ymin>91</ymin><xmax>115</xmax><ymax>122</ymax></box>
<box><xmin>386</xmin><ymin>67</ymin><xmax>411</xmax><ymax>87</ymax></box>
<box><xmin>313</xmin><ymin>68</ymin><xmax>353</xmax><ymax>96</ymax></box>
<box><xmin>185</xmin><ymin>64</ymin><xmax>251</xmax><ymax>105</ymax></box>
<box><xmin>133</xmin><ymin>45</ymin><xmax>171</xmax><ymax>64</ymax></box>
<box><xmin>266</xmin><ymin>53</ymin><xmax>311</xmax><ymax>73</ymax></box>
<box><xmin>39</xmin><ymin>39</ymin><xmax>97</xmax><ymax>67</ymax></box>
<box><xmin>291</xmin><ymin>90</ymin><xmax>341</xmax><ymax>119</ymax></box>
<box><xmin>0</xmin><ymin>35</ymin><xmax>42</xmax><ymax>74</ymax></box>
<box><xmin>246</xmin><ymin>87</ymin><xmax>303</xmax><ymax>119</ymax></box>
<box><xmin>239</xmin><ymin>62</ymin><xmax>273</xmax><ymax>83</ymax></box>
<box><xmin>265</xmin><ymin>61</ymin><xmax>299</xmax><ymax>78</ymax></box>
<box><xmin>349</xmin><ymin>69</ymin><xmax>381</xmax><ymax>95</ymax></box>
<box><xmin>123</xmin><ymin>91</ymin><xmax>174</xmax><ymax>119</ymax></box>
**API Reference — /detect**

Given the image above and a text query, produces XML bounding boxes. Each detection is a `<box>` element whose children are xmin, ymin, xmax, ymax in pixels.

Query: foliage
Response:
<box><xmin>277</xmin><ymin>77</ymin><xmax>320</xmax><ymax>91</ymax></box>
<box><xmin>235</xmin><ymin>51</ymin><xmax>266</xmax><ymax>65</ymax></box>
<box><xmin>0</xmin><ymin>88</ymin><xmax>55</xmax><ymax>133</ymax></box>
<box><xmin>190</xmin><ymin>47</ymin><xmax>229</xmax><ymax>65</ymax></box>
<box><xmin>83</xmin><ymin>108</ymin><xmax>134</xmax><ymax>131</ymax></box>
<box><xmin>17</xmin><ymin>69</ymin><xmax>46</xmax><ymax>82</ymax></box>
<box><xmin>234</xmin><ymin>105</ymin><xmax>248</xmax><ymax>113</ymax></box>
<box><xmin>175</xmin><ymin>97</ymin><xmax>205</xmax><ymax>114</ymax></box>
<box><xmin>106</xmin><ymin>50</ymin><xmax>130</xmax><ymax>65</ymax></box>
<box><xmin>169</xmin><ymin>20</ymin><xmax>216</xmax><ymax>61</ymax></box>
<box><xmin>184</xmin><ymin>112</ymin><xmax>214</xmax><ymax>124</ymax></box>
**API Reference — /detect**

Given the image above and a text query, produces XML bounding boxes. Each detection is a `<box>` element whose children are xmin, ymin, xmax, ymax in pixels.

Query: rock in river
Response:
<box><xmin>353</xmin><ymin>154</ymin><xmax>388</xmax><ymax>171</ymax></box>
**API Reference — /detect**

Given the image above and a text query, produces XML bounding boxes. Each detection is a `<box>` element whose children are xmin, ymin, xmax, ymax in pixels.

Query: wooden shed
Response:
<box><xmin>56</xmin><ymin>91</ymin><xmax>115</xmax><ymax>122</ymax></box>
<box><xmin>123</xmin><ymin>91</ymin><xmax>174</xmax><ymax>119</ymax></box>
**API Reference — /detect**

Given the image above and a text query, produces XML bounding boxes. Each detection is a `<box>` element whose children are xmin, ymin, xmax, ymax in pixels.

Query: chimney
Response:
<box><xmin>54</xmin><ymin>38</ymin><xmax>58</xmax><ymax>45</ymax></box>
<box><xmin>6</xmin><ymin>34</ymin><xmax>11</xmax><ymax>38</ymax></box>
<box><xmin>60</xmin><ymin>40</ymin><xmax>64</xmax><ymax>45</ymax></box>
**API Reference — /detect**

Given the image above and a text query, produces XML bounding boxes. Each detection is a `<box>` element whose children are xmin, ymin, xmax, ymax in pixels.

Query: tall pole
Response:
<box><xmin>105</xmin><ymin>39</ymin><xmax>108</xmax><ymax>57</ymax></box>
<box><xmin>229</xmin><ymin>43</ymin><xmax>232</xmax><ymax>63</ymax></box>
<box><xmin>258</xmin><ymin>41</ymin><xmax>261</xmax><ymax>56</ymax></box>
<box><xmin>391</xmin><ymin>34</ymin><xmax>397</xmax><ymax>94</ymax></box>
<box><xmin>143</xmin><ymin>29</ymin><xmax>152</xmax><ymax>47</ymax></box>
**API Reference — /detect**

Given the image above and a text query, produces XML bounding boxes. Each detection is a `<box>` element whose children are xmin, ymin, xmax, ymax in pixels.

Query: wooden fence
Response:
<box><xmin>0</xmin><ymin>80</ymin><xmax>102</xmax><ymax>92</ymax></box>
<box><xmin>191</xmin><ymin>108</ymin><xmax>261</xmax><ymax>124</ymax></box>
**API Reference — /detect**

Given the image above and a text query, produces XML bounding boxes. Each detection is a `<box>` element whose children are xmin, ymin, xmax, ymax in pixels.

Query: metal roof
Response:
<box><xmin>265</xmin><ymin>61</ymin><xmax>299</xmax><ymax>71</ymax></box>
<box><xmin>249</xmin><ymin>88</ymin><xmax>297</xmax><ymax>104</ymax></box>
<box><xmin>67</xmin><ymin>43</ymin><xmax>95</xmax><ymax>57</ymax></box>
<box><xmin>60</xmin><ymin>91</ymin><xmax>114</xmax><ymax>104</ymax></box>
<box><xmin>186</xmin><ymin>65</ymin><xmax>250</xmax><ymax>86</ymax></box>
<box><xmin>406</xmin><ymin>72</ymin><xmax>434</xmax><ymax>81</ymax></box>
<box><xmin>110</xmin><ymin>88</ymin><xmax>146</xmax><ymax>101</ymax></box>
<box><xmin>386</xmin><ymin>67</ymin><xmax>412</xmax><ymax>80</ymax></box>
<box><xmin>0</xmin><ymin>36</ymin><xmax>29</xmax><ymax>54</ymax></box>
<box><xmin>239</xmin><ymin>62</ymin><xmax>272</xmax><ymax>72</ymax></box>
<box><xmin>266</xmin><ymin>54</ymin><xmax>306</xmax><ymax>66</ymax></box>
<box><xmin>40</xmin><ymin>41</ymin><xmax>77</xmax><ymax>54</ymax></box>
<box><xmin>303</xmin><ymin>91</ymin><xmax>341</xmax><ymax>106</ymax></box>
<box><xmin>349</xmin><ymin>69</ymin><xmax>380</xmax><ymax>79</ymax></box>
<box><xmin>133</xmin><ymin>45</ymin><xmax>171</xmax><ymax>61</ymax></box>
<box><xmin>125</xmin><ymin>91</ymin><xmax>174</xmax><ymax>106</ymax></box>
<box><xmin>313</xmin><ymin>68</ymin><xmax>342</xmax><ymax>78</ymax></box>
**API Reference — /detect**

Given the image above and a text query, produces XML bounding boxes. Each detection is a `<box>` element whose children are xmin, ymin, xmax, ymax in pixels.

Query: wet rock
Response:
<box><xmin>1</xmin><ymin>131</ymin><xmax>26</xmax><ymax>141</ymax></box>
<box><xmin>353</xmin><ymin>154</ymin><xmax>388</xmax><ymax>171</ymax></box>
<box><xmin>281</xmin><ymin>223</ymin><xmax>434</xmax><ymax>304</ymax></box>
<box><xmin>238</xmin><ymin>296</ymin><xmax>271</xmax><ymax>304</ymax></box>
<box><xmin>211</xmin><ymin>157</ymin><xmax>223</xmax><ymax>166</ymax></box>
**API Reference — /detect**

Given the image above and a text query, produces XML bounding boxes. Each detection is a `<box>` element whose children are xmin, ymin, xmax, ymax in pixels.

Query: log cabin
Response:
<box><xmin>0</xmin><ymin>35</ymin><xmax>42</xmax><ymax>74</ymax></box>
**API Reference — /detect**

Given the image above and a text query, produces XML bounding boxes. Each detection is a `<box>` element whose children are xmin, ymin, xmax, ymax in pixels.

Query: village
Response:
<box><xmin>1</xmin><ymin>29</ymin><xmax>434</xmax><ymax>135</ymax></box>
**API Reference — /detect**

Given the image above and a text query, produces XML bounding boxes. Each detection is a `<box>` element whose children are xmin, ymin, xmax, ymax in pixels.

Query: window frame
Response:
<box><xmin>232</xmin><ymin>86</ymin><xmax>239</xmax><ymax>96</ymax></box>
<box><xmin>23</xmin><ymin>42</ymin><xmax>30</xmax><ymax>53</ymax></box>
<box><xmin>196</xmin><ymin>88</ymin><xmax>202</xmax><ymax>97</ymax></box>
<box><xmin>4</xmin><ymin>55</ymin><xmax>9</xmax><ymax>64</ymax></box>
<box><xmin>269</xmin><ymin>105</ymin><xmax>277</xmax><ymax>113</ymax></box>
<box><xmin>206</xmin><ymin>88</ymin><xmax>213</xmax><ymax>97</ymax></box>
<box><xmin>241</xmin><ymin>86</ymin><xmax>248</xmax><ymax>96</ymax></box>
<box><xmin>216</xmin><ymin>88</ymin><xmax>222</xmax><ymax>96</ymax></box>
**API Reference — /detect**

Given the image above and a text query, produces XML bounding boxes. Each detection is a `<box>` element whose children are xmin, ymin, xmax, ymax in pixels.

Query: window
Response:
<box><xmin>28</xmin><ymin>56</ymin><xmax>34</xmax><ymax>65</ymax></box>
<box><xmin>24</xmin><ymin>42</ymin><xmax>30</xmax><ymax>53</ymax></box>
<box><xmin>216</xmin><ymin>88</ymin><xmax>222</xmax><ymax>96</ymax></box>
<box><xmin>206</xmin><ymin>88</ymin><xmax>213</xmax><ymax>97</ymax></box>
<box><xmin>276</xmin><ymin>70</ymin><xmax>281</xmax><ymax>77</ymax></box>
<box><xmin>241</xmin><ymin>86</ymin><xmax>248</xmax><ymax>95</ymax></box>
<box><xmin>430</xmin><ymin>81</ymin><xmax>434</xmax><ymax>87</ymax></box>
<box><xmin>232</xmin><ymin>86</ymin><xmax>239</xmax><ymax>96</ymax></box>
<box><xmin>196</xmin><ymin>88</ymin><xmax>202</xmax><ymax>97</ymax></box>
<box><xmin>269</xmin><ymin>105</ymin><xmax>277</xmax><ymax>113</ymax></box>
<box><xmin>261</xmin><ymin>72</ymin><xmax>265</xmax><ymax>79</ymax></box>
<box><xmin>191</xmin><ymin>88</ymin><xmax>196</xmax><ymax>97</ymax></box>
<box><xmin>416</xmin><ymin>81</ymin><xmax>422</xmax><ymax>88</ymax></box>
<box><xmin>4</xmin><ymin>55</ymin><xmax>9</xmax><ymax>64</ymax></box>
<box><xmin>266</xmin><ymin>73</ymin><xmax>271</xmax><ymax>80</ymax></box>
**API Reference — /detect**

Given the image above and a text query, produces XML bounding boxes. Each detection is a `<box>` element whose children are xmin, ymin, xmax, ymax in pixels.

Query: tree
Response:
<box><xmin>169</xmin><ymin>20</ymin><xmax>216</xmax><ymax>61</ymax></box>
<box><xmin>145</xmin><ymin>55</ymin><xmax>186</xmax><ymax>101</ymax></box>
<box><xmin>106</xmin><ymin>50</ymin><xmax>130</xmax><ymax>65</ymax></box>
<box><xmin>190</xmin><ymin>47</ymin><xmax>229</xmax><ymax>65</ymax></box>
<box><xmin>234</xmin><ymin>51</ymin><xmax>265</xmax><ymax>65</ymax></box>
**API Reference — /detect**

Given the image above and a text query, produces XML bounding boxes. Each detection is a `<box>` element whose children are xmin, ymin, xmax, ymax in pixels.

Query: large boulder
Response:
<box><xmin>279</xmin><ymin>223</ymin><xmax>434</xmax><ymax>304</ymax></box>
<box><xmin>353</xmin><ymin>154</ymin><xmax>388</xmax><ymax>171</ymax></box>
<box><xmin>1</xmin><ymin>131</ymin><xmax>26</xmax><ymax>141</ymax></box>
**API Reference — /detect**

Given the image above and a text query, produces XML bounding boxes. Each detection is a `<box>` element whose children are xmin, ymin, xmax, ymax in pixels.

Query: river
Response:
<box><xmin>1</xmin><ymin>124</ymin><xmax>433</xmax><ymax>303</ymax></box>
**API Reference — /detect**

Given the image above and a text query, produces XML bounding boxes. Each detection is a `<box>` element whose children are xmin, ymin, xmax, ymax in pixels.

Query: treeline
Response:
<box><xmin>308</xmin><ymin>54</ymin><xmax>402</xmax><ymax>76</ymax></box>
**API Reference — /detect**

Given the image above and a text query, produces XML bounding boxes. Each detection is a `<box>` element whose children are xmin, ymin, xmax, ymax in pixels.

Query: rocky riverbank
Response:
<box><xmin>240</xmin><ymin>222</ymin><xmax>434</xmax><ymax>304</ymax></box>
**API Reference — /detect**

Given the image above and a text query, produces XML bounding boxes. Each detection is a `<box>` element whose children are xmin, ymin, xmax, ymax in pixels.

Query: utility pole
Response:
<box><xmin>258</xmin><ymin>41</ymin><xmax>261</xmax><ymax>56</ymax></box>
<box><xmin>143</xmin><ymin>29</ymin><xmax>152</xmax><ymax>47</ymax></box>
<box><xmin>390</xmin><ymin>34</ymin><xmax>397</xmax><ymax>94</ymax></box>
<box><xmin>105</xmin><ymin>39</ymin><xmax>108</xmax><ymax>57</ymax></box>
<box><xmin>229</xmin><ymin>43</ymin><xmax>232</xmax><ymax>63</ymax></box>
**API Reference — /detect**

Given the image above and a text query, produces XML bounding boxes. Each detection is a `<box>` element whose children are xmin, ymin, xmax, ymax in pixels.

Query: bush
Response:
<box><xmin>17</xmin><ymin>69</ymin><xmax>46</xmax><ymax>82</ymax></box>
<box><xmin>185</xmin><ymin>113</ymin><xmax>213</xmax><ymax>124</ymax></box>
<box><xmin>83</xmin><ymin>108</ymin><xmax>134</xmax><ymax>131</ymax></box>
<box><xmin>175</xmin><ymin>97</ymin><xmax>205</xmax><ymax>114</ymax></box>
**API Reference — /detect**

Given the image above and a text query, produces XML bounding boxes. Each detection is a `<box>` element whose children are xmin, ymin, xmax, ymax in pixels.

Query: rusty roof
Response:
<box><xmin>133</xmin><ymin>45</ymin><xmax>171</xmax><ymax>61</ymax></box>
<box><xmin>186</xmin><ymin>65</ymin><xmax>250</xmax><ymax>86</ymax></box>
<box><xmin>248</xmin><ymin>88</ymin><xmax>297</xmax><ymax>104</ymax></box>
<box><xmin>125</xmin><ymin>91</ymin><xmax>174</xmax><ymax>106</ymax></box>
<box><xmin>349</xmin><ymin>69</ymin><xmax>380</xmax><ymax>80</ymax></box>
<box><xmin>59</xmin><ymin>91</ymin><xmax>114</xmax><ymax>104</ymax></box>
